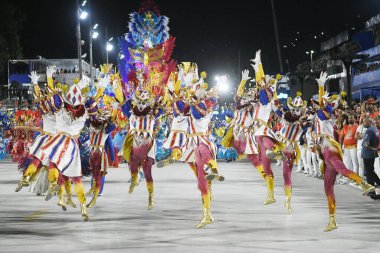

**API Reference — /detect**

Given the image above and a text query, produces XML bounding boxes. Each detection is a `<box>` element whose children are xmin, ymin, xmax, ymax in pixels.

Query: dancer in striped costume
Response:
<box><xmin>313</xmin><ymin>71</ymin><xmax>374</xmax><ymax>231</ymax></box>
<box><xmin>121</xmin><ymin>88</ymin><xmax>164</xmax><ymax>210</ymax></box>
<box><xmin>222</xmin><ymin>68</ymin><xmax>266</xmax><ymax>181</ymax></box>
<box><xmin>159</xmin><ymin>70</ymin><xmax>190</xmax><ymax>167</ymax></box>
<box><xmin>86</xmin><ymin>66</ymin><xmax>123</xmax><ymax>208</ymax></box>
<box><xmin>42</xmin><ymin>78</ymin><xmax>94</xmax><ymax>221</ymax></box>
<box><xmin>15</xmin><ymin>67</ymin><xmax>62</xmax><ymax>200</ymax></box>
<box><xmin>275</xmin><ymin>92</ymin><xmax>310</xmax><ymax>213</ymax></box>
<box><xmin>249</xmin><ymin>50</ymin><xmax>285</xmax><ymax>206</ymax></box>
<box><xmin>184</xmin><ymin>71</ymin><xmax>224</xmax><ymax>228</ymax></box>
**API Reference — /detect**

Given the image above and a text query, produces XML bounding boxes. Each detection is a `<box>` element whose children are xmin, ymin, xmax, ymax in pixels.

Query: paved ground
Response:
<box><xmin>0</xmin><ymin>159</ymin><xmax>380</xmax><ymax>253</ymax></box>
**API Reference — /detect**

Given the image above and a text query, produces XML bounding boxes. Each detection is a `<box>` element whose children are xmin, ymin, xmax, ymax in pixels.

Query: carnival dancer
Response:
<box><xmin>118</xmin><ymin>1</ymin><xmax>177</xmax><ymax>210</ymax></box>
<box><xmin>222</xmin><ymin>69</ymin><xmax>265</xmax><ymax>179</ymax></box>
<box><xmin>249</xmin><ymin>50</ymin><xmax>285</xmax><ymax>205</ymax></box>
<box><xmin>86</xmin><ymin>66</ymin><xmax>123</xmax><ymax>208</ymax></box>
<box><xmin>184</xmin><ymin>71</ymin><xmax>224</xmax><ymax>228</ymax></box>
<box><xmin>121</xmin><ymin>86</ymin><xmax>164</xmax><ymax>210</ymax></box>
<box><xmin>159</xmin><ymin>69</ymin><xmax>190</xmax><ymax>167</ymax></box>
<box><xmin>41</xmin><ymin>78</ymin><xmax>94</xmax><ymax>221</ymax></box>
<box><xmin>15</xmin><ymin>67</ymin><xmax>59</xmax><ymax>196</ymax></box>
<box><xmin>275</xmin><ymin>92</ymin><xmax>310</xmax><ymax>213</ymax></box>
<box><xmin>313</xmin><ymin>71</ymin><xmax>375</xmax><ymax>231</ymax></box>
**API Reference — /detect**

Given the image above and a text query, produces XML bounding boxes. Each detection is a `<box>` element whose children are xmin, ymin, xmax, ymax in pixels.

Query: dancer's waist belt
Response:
<box><xmin>57</xmin><ymin>131</ymin><xmax>80</xmax><ymax>138</ymax></box>
<box><xmin>232</xmin><ymin>122</ymin><xmax>250</xmax><ymax>130</ymax></box>
<box><xmin>130</xmin><ymin>129</ymin><xmax>153</xmax><ymax>134</ymax></box>
<box><xmin>188</xmin><ymin>132</ymin><xmax>208</xmax><ymax>137</ymax></box>
<box><xmin>42</xmin><ymin>131</ymin><xmax>55</xmax><ymax>137</ymax></box>
<box><xmin>90</xmin><ymin>144</ymin><xmax>104</xmax><ymax>148</ymax></box>
<box><xmin>253</xmin><ymin>119</ymin><xmax>271</xmax><ymax>129</ymax></box>
<box><xmin>171</xmin><ymin>130</ymin><xmax>187</xmax><ymax>134</ymax></box>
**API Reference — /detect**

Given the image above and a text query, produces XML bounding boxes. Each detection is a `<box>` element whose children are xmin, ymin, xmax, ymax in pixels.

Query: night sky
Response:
<box><xmin>17</xmin><ymin>0</ymin><xmax>380</xmax><ymax>86</ymax></box>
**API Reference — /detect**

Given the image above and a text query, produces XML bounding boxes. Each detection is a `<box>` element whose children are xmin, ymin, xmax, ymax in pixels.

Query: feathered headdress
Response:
<box><xmin>118</xmin><ymin>1</ymin><xmax>176</xmax><ymax>102</ymax></box>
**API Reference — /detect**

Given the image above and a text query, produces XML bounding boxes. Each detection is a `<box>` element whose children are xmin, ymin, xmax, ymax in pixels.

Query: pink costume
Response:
<box><xmin>222</xmin><ymin>69</ymin><xmax>264</xmax><ymax>179</ymax></box>
<box><xmin>276</xmin><ymin>93</ymin><xmax>309</xmax><ymax>213</ymax></box>
<box><xmin>121</xmin><ymin>89</ymin><xmax>164</xmax><ymax>210</ymax></box>
<box><xmin>314</xmin><ymin>72</ymin><xmax>374</xmax><ymax>231</ymax></box>
<box><xmin>249</xmin><ymin>50</ymin><xmax>284</xmax><ymax>205</ymax></box>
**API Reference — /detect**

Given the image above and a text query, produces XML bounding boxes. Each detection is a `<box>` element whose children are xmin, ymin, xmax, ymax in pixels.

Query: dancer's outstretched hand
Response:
<box><xmin>316</xmin><ymin>71</ymin><xmax>328</xmax><ymax>87</ymax></box>
<box><xmin>28</xmin><ymin>71</ymin><xmax>40</xmax><ymax>84</ymax></box>
<box><xmin>46</xmin><ymin>65</ymin><xmax>56</xmax><ymax>78</ymax></box>
<box><xmin>241</xmin><ymin>69</ymin><xmax>251</xmax><ymax>81</ymax></box>
<box><xmin>250</xmin><ymin>50</ymin><xmax>261</xmax><ymax>65</ymax></box>
<box><xmin>98</xmin><ymin>74</ymin><xmax>111</xmax><ymax>88</ymax></box>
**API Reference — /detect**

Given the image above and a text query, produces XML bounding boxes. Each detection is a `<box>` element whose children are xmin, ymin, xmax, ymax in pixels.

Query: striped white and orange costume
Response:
<box><xmin>231</xmin><ymin>105</ymin><xmax>258</xmax><ymax>156</ymax></box>
<box><xmin>29</xmin><ymin>114</ymin><xmax>57</xmax><ymax>166</ymax></box>
<box><xmin>120</xmin><ymin>91</ymin><xmax>164</xmax><ymax>210</ymax></box>
<box><xmin>129</xmin><ymin>113</ymin><xmax>157</xmax><ymax>159</ymax></box>
<box><xmin>89</xmin><ymin>126</ymin><xmax>112</xmax><ymax>172</ymax></box>
<box><xmin>162</xmin><ymin>101</ymin><xmax>189</xmax><ymax>158</ymax></box>
<box><xmin>183</xmin><ymin>111</ymin><xmax>216</xmax><ymax>163</ymax></box>
<box><xmin>42</xmin><ymin>108</ymin><xmax>87</xmax><ymax>177</ymax></box>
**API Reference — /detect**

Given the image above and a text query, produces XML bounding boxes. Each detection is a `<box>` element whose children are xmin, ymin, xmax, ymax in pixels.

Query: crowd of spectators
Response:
<box><xmin>353</xmin><ymin>62</ymin><xmax>380</xmax><ymax>76</ymax></box>
<box><xmin>285</xmin><ymin>98</ymin><xmax>380</xmax><ymax>198</ymax></box>
<box><xmin>55</xmin><ymin>67</ymin><xmax>78</xmax><ymax>74</ymax></box>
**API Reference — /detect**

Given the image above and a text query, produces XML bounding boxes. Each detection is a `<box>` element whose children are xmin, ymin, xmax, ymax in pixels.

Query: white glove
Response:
<box><xmin>28</xmin><ymin>71</ymin><xmax>40</xmax><ymax>84</ymax></box>
<box><xmin>316</xmin><ymin>71</ymin><xmax>328</xmax><ymax>87</ymax></box>
<box><xmin>78</xmin><ymin>78</ymin><xmax>89</xmax><ymax>89</ymax></box>
<box><xmin>98</xmin><ymin>74</ymin><xmax>111</xmax><ymax>88</ymax></box>
<box><xmin>178</xmin><ymin>67</ymin><xmax>184</xmax><ymax>81</ymax></box>
<box><xmin>112</xmin><ymin>79</ymin><xmax>119</xmax><ymax>89</ymax></box>
<box><xmin>46</xmin><ymin>65</ymin><xmax>56</xmax><ymax>78</ymax></box>
<box><xmin>241</xmin><ymin>69</ymin><xmax>251</xmax><ymax>81</ymax></box>
<box><xmin>249</xmin><ymin>50</ymin><xmax>262</xmax><ymax>69</ymax></box>
<box><xmin>111</xmin><ymin>101</ymin><xmax>119</xmax><ymax>110</ymax></box>
<box><xmin>322</xmin><ymin>91</ymin><xmax>329</xmax><ymax>101</ymax></box>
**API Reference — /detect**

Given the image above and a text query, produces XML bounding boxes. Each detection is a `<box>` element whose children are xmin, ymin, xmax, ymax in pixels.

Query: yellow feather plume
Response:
<box><xmin>95</xmin><ymin>87</ymin><xmax>105</xmax><ymax>101</ymax></box>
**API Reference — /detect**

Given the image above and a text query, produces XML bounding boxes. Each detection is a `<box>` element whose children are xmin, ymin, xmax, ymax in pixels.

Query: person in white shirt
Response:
<box><xmin>355</xmin><ymin>115</ymin><xmax>367</xmax><ymax>178</ymax></box>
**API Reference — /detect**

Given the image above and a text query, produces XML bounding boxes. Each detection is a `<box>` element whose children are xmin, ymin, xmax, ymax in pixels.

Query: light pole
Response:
<box><xmin>90</xmin><ymin>23</ymin><xmax>98</xmax><ymax>85</ymax></box>
<box><xmin>270</xmin><ymin>0</ymin><xmax>284</xmax><ymax>72</ymax></box>
<box><xmin>76</xmin><ymin>0</ymin><xmax>88</xmax><ymax>79</ymax></box>
<box><xmin>306</xmin><ymin>50</ymin><xmax>315</xmax><ymax>72</ymax></box>
<box><xmin>106</xmin><ymin>37</ymin><xmax>114</xmax><ymax>64</ymax></box>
